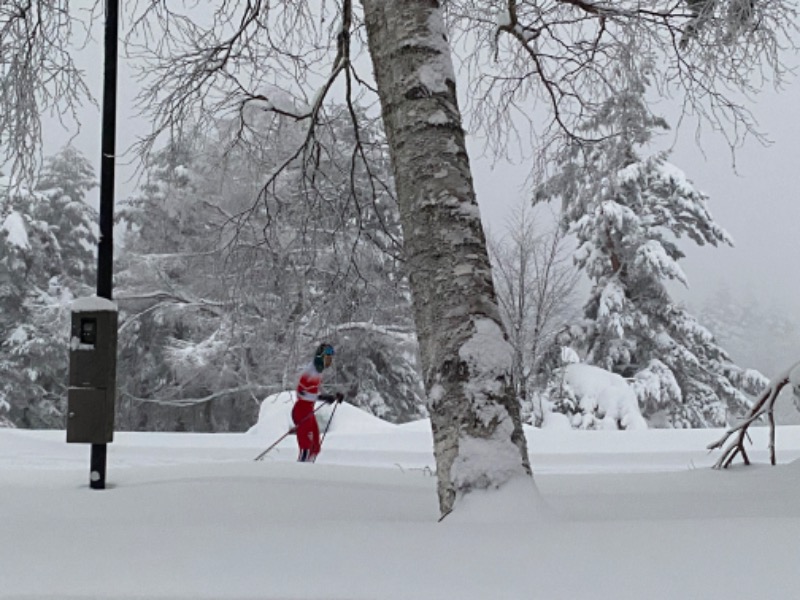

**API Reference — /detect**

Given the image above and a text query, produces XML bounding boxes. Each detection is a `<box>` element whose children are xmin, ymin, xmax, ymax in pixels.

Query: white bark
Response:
<box><xmin>361</xmin><ymin>0</ymin><xmax>531</xmax><ymax>516</ymax></box>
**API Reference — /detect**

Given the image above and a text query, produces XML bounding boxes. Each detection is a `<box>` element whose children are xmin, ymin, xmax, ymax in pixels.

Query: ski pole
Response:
<box><xmin>253</xmin><ymin>402</ymin><xmax>325</xmax><ymax>462</ymax></box>
<box><xmin>313</xmin><ymin>399</ymin><xmax>341</xmax><ymax>463</ymax></box>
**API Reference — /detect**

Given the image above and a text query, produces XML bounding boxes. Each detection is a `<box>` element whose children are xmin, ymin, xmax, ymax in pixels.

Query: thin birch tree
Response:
<box><xmin>488</xmin><ymin>202</ymin><xmax>580</xmax><ymax>425</ymax></box>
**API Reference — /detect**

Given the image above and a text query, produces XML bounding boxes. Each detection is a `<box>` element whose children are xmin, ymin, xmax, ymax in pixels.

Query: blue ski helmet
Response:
<box><xmin>314</xmin><ymin>343</ymin><xmax>335</xmax><ymax>371</ymax></box>
<box><xmin>316</xmin><ymin>343</ymin><xmax>335</xmax><ymax>357</ymax></box>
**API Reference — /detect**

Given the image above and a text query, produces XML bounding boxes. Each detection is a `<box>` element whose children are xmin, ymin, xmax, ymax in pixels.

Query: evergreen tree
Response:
<box><xmin>536</xmin><ymin>68</ymin><xmax>766</xmax><ymax>428</ymax></box>
<box><xmin>697</xmin><ymin>288</ymin><xmax>800</xmax><ymax>425</ymax></box>
<box><xmin>698</xmin><ymin>286</ymin><xmax>800</xmax><ymax>380</ymax></box>
<box><xmin>35</xmin><ymin>146</ymin><xmax>98</xmax><ymax>283</ymax></box>
<box><xmin>0</xmin><ymin>147</ymin><xmax>97</xmax><ymax>427</ymax></box>
<box><xmin>116</xmin><ymin>132</ymin><xmax>255</xmax><ymax>431</ymax></box>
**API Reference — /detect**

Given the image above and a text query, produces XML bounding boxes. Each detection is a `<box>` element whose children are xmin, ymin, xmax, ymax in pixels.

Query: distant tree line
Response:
<box><xmin>2</xmin><ymin>103</ymin><xmax>784</xmax><ymax>431</ymax></box>
<box><xmin>1</xmin><ymin>108</ymin><xmax>427</xmax><ymax>431</ymax></box>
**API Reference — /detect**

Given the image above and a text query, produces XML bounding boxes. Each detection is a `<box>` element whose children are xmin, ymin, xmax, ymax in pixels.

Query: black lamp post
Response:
<box><xmin>91</xmin><ymin>0</ymin><xmax>119</xmax><ymax>490</ymax></box>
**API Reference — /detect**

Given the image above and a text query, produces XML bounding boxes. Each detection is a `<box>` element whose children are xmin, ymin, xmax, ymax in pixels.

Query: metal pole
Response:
<box><xmin>91</xmin><ymin>0</ymin><xmax>119</xmax><ymax>490</ymax></box>
<box><xmin>313</xmin><ymin>401</ymin><xmax>340</xmax><ymax>463</ymax></box>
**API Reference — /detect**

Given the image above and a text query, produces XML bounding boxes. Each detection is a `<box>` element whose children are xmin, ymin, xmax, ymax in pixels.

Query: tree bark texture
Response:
<box><xmin>361</xmin><ymin>0</ymin><xmax>531</xmax><ymax>516</ymax></box>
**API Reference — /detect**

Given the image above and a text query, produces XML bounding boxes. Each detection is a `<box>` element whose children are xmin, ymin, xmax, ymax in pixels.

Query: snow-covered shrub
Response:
<box><xmin>545</xmin><ymin>363</ymin><xmax>647</xmax><ymax>430</ymax></box>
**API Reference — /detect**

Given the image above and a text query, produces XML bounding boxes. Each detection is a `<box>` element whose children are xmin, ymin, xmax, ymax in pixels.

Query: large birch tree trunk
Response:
<box><xmin>361</xmin><ymin>0</ymin><xmax>532</xmax><ymax>516</ymax></box>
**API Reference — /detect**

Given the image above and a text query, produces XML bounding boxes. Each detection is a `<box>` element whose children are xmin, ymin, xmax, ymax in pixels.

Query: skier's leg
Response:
<box><xmin>310</xmin><ymin>418</ymin><xmax>321</xmax><ymax>457</ymax></box>
<box><xmin>292</xmin><ymin>402</ymin><xmax>315</xmax><ymax>462</ymax></box>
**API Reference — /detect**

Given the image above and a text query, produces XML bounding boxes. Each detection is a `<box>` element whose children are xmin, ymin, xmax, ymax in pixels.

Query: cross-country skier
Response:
<box><xmin>292</xmin><ymin>343</ymin><xmax>343</xmax><ymax>462</ymax></box>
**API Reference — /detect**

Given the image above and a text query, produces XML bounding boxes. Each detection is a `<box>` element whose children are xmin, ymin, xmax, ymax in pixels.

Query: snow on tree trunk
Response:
<box><xmin>361</xmin><ymin>0</ymin><xmax>531</xmax><ymax>515</ymax></box>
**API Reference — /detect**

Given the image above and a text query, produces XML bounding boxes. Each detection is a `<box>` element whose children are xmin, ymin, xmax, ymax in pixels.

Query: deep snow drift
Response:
<box><xmin>2</xmin><ymin>399</ymin><xmax>800</xmax><ymax>599</ymax></box>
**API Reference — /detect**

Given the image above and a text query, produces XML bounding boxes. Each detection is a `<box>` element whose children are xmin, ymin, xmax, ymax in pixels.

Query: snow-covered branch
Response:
<box><xmin>121</xmin><ymin>384</ymin><xmax>281</xmax><ymax>407</ymax></box>
<box><xmin>334</xmin><ymin>321</ymin><xmax>417</xmax><ymax>343</ymax></box>
<box><xmin>456</xmin><ymin>0</ymin><xmax>798</xmax><ymax>170</ymax></box>
<box><xmin>0</xmin><ymin>0</ymin><xmax>95</xmax><ymax>185</ymax></box>
<box><xmin>707</xmin><ymin>360</ymin><xmax>800</xmax><ymax>468</ymax></box>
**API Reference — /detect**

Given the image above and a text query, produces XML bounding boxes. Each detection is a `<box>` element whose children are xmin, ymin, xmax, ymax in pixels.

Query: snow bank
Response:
<box><xmin>247</xmin><ymin>391</ymin><xmax>296</xmax><ymax>438</ymax></box>
<box><xmin>443</xmin><ymin>475</ymin><xmax>552</xmax><ymax>525</ymax></box>
<box><xmin>5</xmin><ymin>426</ymin><xmax>800</xmax><ymax>600</ymax></box>
<box><xmin>559</xmin><ymin>363</ymin><xmax>648</xmax><ymax>430</ymax></box>
<box><xmin>248</xmin><ymin>391</ymin><xmax>397</xmax><ymax>440</ymax></box>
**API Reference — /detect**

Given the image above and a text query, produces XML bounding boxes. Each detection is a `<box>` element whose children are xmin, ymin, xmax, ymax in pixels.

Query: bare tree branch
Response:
<box><xmin>448</xmin><ymin>0</ymin><xmax>799</xmax><ymax>173</ymax></box>
<box><xmin>0</xmin><ymin>0</ymin><xmax>98</xmax><ymax>184</ymax></box>
<box><xmin>708</xmin><ymin>360</ymin><xmax>800</xmax><ymax>468</ymax></box>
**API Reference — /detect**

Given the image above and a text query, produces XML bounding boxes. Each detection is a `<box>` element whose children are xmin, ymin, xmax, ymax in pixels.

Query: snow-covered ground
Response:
<box><xmin>3</xmin><ymin>399</ymin><xmax>800</xmax><ymax>599</ymax></box>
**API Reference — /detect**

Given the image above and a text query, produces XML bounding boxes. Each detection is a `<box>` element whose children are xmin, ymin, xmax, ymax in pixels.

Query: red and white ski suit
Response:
<box><xmin>292</xmin><ymin>361</ymin><xmax>325</xmax><ymax>461</ymax></box>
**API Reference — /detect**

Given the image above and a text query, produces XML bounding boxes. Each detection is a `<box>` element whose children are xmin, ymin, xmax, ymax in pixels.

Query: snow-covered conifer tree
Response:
<box><xmin>116</xmin><ymin>134</ymin><xmax>258</xmax><ymax>431</ymax></box>
<box><xmin>536</xmin><ymin>64</ymin><xmax>767</xmax><ymax>428</ymax></box>
<box><xmin>699</xmin><ymin>287</ymin><xmax>800</xmax><ymax>380</ymax></box>
<box><xmin>35</xmin><ymin>146</ymin><xmax>98</xmax><ymax>283</ymax></box>
<box><xmin>0</xmin><ymin>147</ymin><xmax>97</xmax><ymax>427</ymax></box>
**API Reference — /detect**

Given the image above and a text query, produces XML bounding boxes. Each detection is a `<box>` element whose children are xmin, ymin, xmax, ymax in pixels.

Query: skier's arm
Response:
<box><xmin>318</xmin><ymin>392</ymin><xmax>344</xmax><ymax>404</ymax></box>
